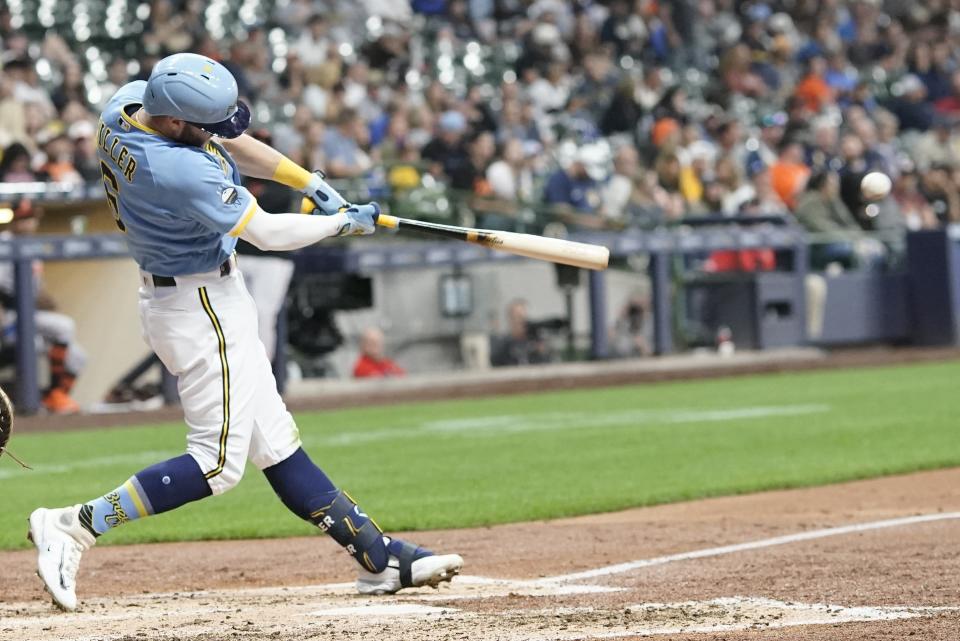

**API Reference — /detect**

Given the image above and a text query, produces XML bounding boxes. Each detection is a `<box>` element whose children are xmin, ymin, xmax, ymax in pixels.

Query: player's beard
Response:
<box><xmin>178</xmin><ymin>125</ymin><xmax>213</xmax><ymax>147</ymax></box>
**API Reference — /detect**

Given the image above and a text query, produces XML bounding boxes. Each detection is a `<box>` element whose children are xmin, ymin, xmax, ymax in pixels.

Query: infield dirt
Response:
<box><xmin>2</xmin><ymin>467</ymin><xmax>958</xmax><ymax>640</ymax></box>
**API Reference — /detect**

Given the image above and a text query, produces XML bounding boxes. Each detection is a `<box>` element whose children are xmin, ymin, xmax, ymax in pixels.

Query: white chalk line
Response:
<box><xmin>309</xmin><ymin>603</ymin><xmax>454</xmax><ymax>617</ymax></box>
<box><xmin>551</xmin><ymin>596</ymin><xmax>960</xmax><ymax>640</ymax></box>
<box><xmin>533</xmin><ymin>510</ymin><xmax>960</xmax><ymax>585</ymax></box>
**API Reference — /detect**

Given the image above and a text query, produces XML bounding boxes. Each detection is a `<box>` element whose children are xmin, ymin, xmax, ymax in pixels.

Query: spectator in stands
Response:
<box><xmin>49</xmin><ymin>61</ymin><xmax>87</xmax><ymax>113</ymax></box>
<box><xmin>570</xmin><ymin>48</ymin><xmax>620</xmax><ymax>124</ymax></box>
<box><xmin>490</xmin><ymin>299</ymin><xmax>554</xmax><ymax>367</ymax></box>
<box><xmin>795</xmin><ymin>171</ymin><xmax>860</xmax><ymax>235</ymax></box>
<box><xmin>462</xmin><ymin>84</ymin><xmax>498</xmax><ymax>135</ymax></box>
<box><xmin>726</xmin><ymin>161</ymin><xmax>789</xmax><ymax>216</ymax></box>
<box><xmin>96</xmin><ymin>57</ymin><xmax>131</xmax><ymax>110</ymax></box>
<box><xmin>934</xmin><ymin>69</ymin><xmax>960</xmax><ymax>116</ymax></box>
<box><xmin>918</xmin><ymin>164</ymin><xmax>960</xmax><ymax>225</ymax></box>
<box><xmin>806</xmin><ymin>116</ymin><xmax>839</xmax><ymax>172</ymax></box>
<box><xmin>911</xmin><ymin>115</ymin><xmax>960</xmax><ymax>172</ymax></box>
<box><xmin>893</xmin><ymin>166</ymin><xmax>939</xmax><ymax>230</ymax></box>
<box><xmin>527</xmin><ymin>60</ymin><xmax>571</xmax><ymax>117</ymax></box>
<box><xmin>770</xmin><ymin>139</ymin><xmax>811</xmax><ymax>210</ymax></box>
<box><xmin>543</xmin><ymin>144</ymin><xmax>605</xmax><ymax>218</ymax></box>
<box><xmin>885</xmin><ymin>74</ymin><xmax>935</xmax><ymax>132</ymax></box>
<box><xmin>322</xmin><ymin>108</ymin><xmax>372</xmax><ymax>179</ymax></box>
<box><xmin>421</xmin><ymin>110</ymin><xmax>471</xmax><ymax>187</ymax></box>
<box><xmin>352</xmin><ymin>327</ymin><xmax>405</xmax><ymax>378</ymax></box>
<box><xmin>0</xmin><ymin>73</ymin><xmax>27</xmax><ymax>148</ymax></box>
<box><xmin>68</xmin><ymin>121</ymin><xmax>100</xmax><ymax>183</ymax></box>
<box><xmin>4</xmin><ymin>57</ymin><xmax>55</xmax><ymax>117</ymax></box>
<box><xmin>496</xmin><ymin>98</ymin><xmax>542</xmax><ymax>147</ymax></box>
<box><xmin>38</xmin><ymin>125</ymin><xmax>82</xmax><ymax>185</ymax></box>
<box><xmin>0</xmin><ymin>142</ymin><xmax>37</xmax><ymax>183</ymax></box>
<box><xmin>750</xmin><ymin>112</ymin><xmax>788</xmax><ymax>169</ymax></box>
<box><xmin>609</xmin><ymin>293</ymin><xmax>652</xmax><ymax>359</ymax></box>
<box><xmin>720</xmin><ymin>43</ymin><xmax>768</xmax><ymax>99</ymax></box>
<box><xmin>601</xmin><ymin>144</ymin><xmax>640</xmax><ymax>222</ymax></box>
<box><xmin>486</xmin><ymin>138</ymin><xmax>534</xmax><ymax>204</ymax></box>
<box><xmin>794</xmin><ymin>54</ymin><xmax>835</xmax><ymax>113</ymax></box>
<box><xmin>0</xmin><ymin>199</ymin><xmax>86</xmax><ymax>413</ymax></box>
<box><xmin>794</xmin><ymin>170</ymin><xmax>884</xmax><ymax>270</ymax></box>
<box><xmin>294</xmin><ymin>14</ymin><xmax>333</xmax><ymax>69</ymax></box>
<box><xmin>452</xmin><ymin>130</ymin><xmax>496</xmax><ymax>193</ymax></box>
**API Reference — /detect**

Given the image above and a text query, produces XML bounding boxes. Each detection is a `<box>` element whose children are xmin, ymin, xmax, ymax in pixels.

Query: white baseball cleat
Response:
<box><xmin>27</xmin><ymin>505</ymin><xmax>96</xmax><ymax>611</ymax></box>
<box><xmin>356</xmin><ymin>538</ymin><xmax>463</xmax><ymax>595</ymax></box>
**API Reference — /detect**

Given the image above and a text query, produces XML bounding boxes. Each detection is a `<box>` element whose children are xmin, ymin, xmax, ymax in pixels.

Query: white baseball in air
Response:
<box><xmin>861</xmin><ymin>172</ymin><xmax>892</xmax><ymax>201</ymax></box>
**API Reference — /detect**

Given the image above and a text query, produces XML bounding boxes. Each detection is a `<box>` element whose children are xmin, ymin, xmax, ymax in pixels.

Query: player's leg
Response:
<box><xmin>257</xmin><ymin>445</ymin><xmax>463</xmax><ymax>594</ymax></box>
<box><xmin>243</xmin><ymin>307</ymin><xmax>463</xmax><ymax>594</ymax></box>
<box><xmin>28</xmin><ymin>275</ymin><xmax>261</xmax><ymax>610</ymax></box>
<box><xmin>27</xmin><ymin>453</ymin><xmax>213</xmax><ymax>610</ymax></box>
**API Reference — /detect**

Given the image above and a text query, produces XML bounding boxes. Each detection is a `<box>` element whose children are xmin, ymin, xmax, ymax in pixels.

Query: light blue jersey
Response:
<box><xmin>96</xmin><ymin>81</ymin><xmax>257</xmax><ymax>276</ymax></box>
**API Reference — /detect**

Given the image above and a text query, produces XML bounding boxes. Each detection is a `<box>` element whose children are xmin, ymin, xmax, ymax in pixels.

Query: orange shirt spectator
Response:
<box><xmin>651</xmin><ymin>117</ymin><xmax>680</xmax><ymax>148</ymax></box>
<box><xmin>353</xmin><ymin>354</ymin><xmax>405</xmax><ymax>378</ymax></box>
<box><xmin>794</xmin><ymin>56</ymin><xmax>835</xmax><ymax>112</ymax></box>
<box><xmin>352</xmin><ymin>328</ymin><xmax>405</xmax><ymax>378</ymax></box>
<box><xmin>769</xmin><ymin>141</ymin><xmax>811</xmax><ymax>209</ymax></box>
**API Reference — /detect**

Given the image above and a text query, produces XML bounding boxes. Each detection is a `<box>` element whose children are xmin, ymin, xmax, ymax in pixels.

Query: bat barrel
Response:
<box><xmin>492</xmin><ymin>231</ymin><xmax>610</xmax><ymax>271</ymax></box>
<box><xmin>376</xmin><ymin>215</ymin><xmax>610</xmax><ymax>271</ymax></box>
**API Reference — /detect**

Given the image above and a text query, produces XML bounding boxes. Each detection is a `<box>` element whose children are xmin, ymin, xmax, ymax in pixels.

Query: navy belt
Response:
<box><xmin>152</xmin><ymin>259</ymin><xmax>234</xmax><ymax>287</ymax></box>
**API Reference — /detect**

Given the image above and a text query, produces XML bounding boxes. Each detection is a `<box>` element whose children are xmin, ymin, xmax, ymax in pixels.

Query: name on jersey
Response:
<box><xmin>97</xmin><ymin>120</ymin><xmax>138</xmax><ymax>182</ymax></box>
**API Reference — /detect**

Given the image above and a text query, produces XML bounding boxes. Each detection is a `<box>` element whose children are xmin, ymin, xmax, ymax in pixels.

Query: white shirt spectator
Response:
<box><xmin>527</xmin><ymin>77</ymin><xmax>570</xmax><ymax>115</ymax></box>
<box><xmin>528</xmin><ymin>0</ymin><xmax>574</xmax><ymax>37</ymax></box>
<box><xmin>294</xmin><ymin>32</ymin><xmax>330</xmax><ymax>68</ymax></box>
<box><xmin>601</xmin><ymin>173</ymin><xmax>632</xmax><ymax>220</ymax></box>
<box><xmin>487</xmin><ymin>159</ymin><xmax>533</xmax><ymax>202</ymax></box>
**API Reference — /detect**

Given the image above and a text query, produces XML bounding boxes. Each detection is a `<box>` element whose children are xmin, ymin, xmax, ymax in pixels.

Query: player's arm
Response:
<box><xmin>218</xmin><ymin>134</ymin><xmax>348</xmax><ymax>215</ymax></box>
<box><xmin>233</xmin><ymin>203</ymin><xmax>379</xmax><ymax>251</ymax></box>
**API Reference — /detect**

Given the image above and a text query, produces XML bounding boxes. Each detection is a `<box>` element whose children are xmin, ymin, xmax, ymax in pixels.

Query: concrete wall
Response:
<box><xmin>37</xmin><ymin>204</ymin><xmax>150</xmax><ymax>405</ymax></box>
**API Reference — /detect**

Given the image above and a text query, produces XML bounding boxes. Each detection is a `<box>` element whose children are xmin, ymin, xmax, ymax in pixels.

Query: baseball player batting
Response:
<box><xmin>26</xmin><ymin>53</ymin><xmax>462</xmax><ymax>611</ymax></box>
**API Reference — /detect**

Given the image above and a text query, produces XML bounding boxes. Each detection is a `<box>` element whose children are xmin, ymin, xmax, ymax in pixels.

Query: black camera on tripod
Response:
<box><xmin>525</xmin><ymin>317</ymin><xmax>569</xmax><ymax>340</ymax></box>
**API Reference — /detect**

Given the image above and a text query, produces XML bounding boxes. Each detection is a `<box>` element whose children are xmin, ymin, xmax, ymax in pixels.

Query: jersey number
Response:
<box><xmin>99</xmin><ymin>161</ymin><xmax>126</xmax><ymax>232</ymax></box>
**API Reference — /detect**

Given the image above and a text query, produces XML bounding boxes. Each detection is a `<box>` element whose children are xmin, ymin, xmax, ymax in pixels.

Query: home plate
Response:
<box><xmin>310</xmin><ymin>604</ymin><xmax>456</xmax><ymax>617</ymax></box>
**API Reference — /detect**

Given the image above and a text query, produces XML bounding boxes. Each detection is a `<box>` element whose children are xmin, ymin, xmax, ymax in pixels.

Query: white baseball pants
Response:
<box><xmin>138</xmin><ymin>263</ymin><xmax>301</xmax><ymax>495</ymax></box>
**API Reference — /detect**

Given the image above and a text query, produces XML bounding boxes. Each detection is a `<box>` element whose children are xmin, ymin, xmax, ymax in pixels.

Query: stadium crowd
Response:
<box><xmin>1</xmin><ymin>0</ymin><xmax>960</xmax><ymax>239</ymax></box>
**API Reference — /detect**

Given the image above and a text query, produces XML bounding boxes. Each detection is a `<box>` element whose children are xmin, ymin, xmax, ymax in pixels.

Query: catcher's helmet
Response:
<box><xmin>142</xmin><ymin>53</ymin><xmax>250</xmax><ymax>138</ymax></box>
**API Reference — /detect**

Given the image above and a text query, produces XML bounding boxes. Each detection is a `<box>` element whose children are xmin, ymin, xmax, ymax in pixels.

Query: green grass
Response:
<box><xmin>2</xmin><ymin>360</ymin><xmax>958</xmax><ymax>550</ymax></box>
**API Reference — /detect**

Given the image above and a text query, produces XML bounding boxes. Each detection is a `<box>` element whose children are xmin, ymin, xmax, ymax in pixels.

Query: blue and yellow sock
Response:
<box><xmin>79</xmin><ymin>477</ymin><xmax>153</xmax><ymax>536</ymax></box>
<box><xmin>79</xmin><ymin>454</ymin><xmax>212</xmax><ymax>537</ymax></box>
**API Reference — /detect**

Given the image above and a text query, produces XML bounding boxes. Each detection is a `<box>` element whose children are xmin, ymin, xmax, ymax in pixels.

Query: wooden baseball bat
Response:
<box><xmin>374</xmin><ymin>214</ymin><xmax>610</xmax><ymax>271</ymax></box>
